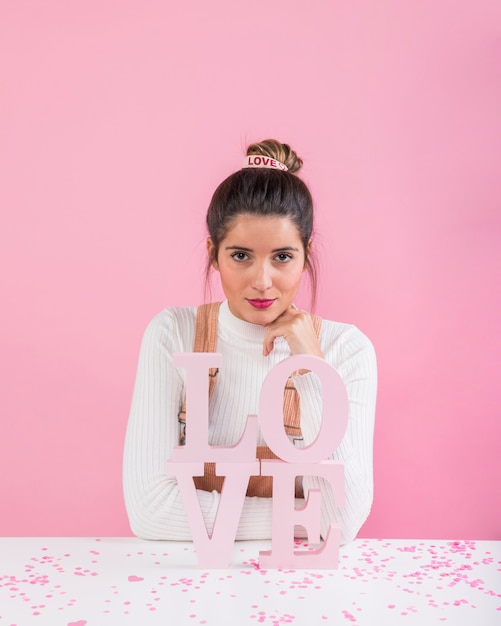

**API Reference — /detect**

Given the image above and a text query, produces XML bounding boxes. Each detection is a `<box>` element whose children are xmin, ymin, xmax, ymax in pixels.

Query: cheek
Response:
<box><xmin>219</xmin><ymin>266</ymin><xmax>242</xmax><ymax>290</ymax></box>
<box><xmin>289</xmin><ymin>266</ymin><xmax>305</xmax><ymax>285</ymax></box>
<box><xmin>278</xmin><ymin>272</ymin><xmax>303</xmax><ymax>294</ymax></box>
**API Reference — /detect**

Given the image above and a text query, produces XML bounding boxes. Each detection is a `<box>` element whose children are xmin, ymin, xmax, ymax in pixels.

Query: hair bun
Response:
<box><xmin>246</xmin><ymin>139</ymin><xmax>303</xmax><ymax>174</ymax></box>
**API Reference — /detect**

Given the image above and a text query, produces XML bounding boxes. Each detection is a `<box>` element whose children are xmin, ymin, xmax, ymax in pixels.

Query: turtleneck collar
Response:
<box><xmin>218</xmin><ymin>300</ymin><xmax>269</xmax><ymax>343</ymax></box>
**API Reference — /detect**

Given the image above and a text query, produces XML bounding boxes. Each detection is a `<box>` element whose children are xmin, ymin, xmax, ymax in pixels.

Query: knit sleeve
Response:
<box><xmin>122</xmin><ymin>309</ymin><xmax>273</xmax><ymax>541</ymax></box>
<box><xmin>292</xmin><ymin>325</ymin><xmax>377</xmax><ymax>544</ymax></box>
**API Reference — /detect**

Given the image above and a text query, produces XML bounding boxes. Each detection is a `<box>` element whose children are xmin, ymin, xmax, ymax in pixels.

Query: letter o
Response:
<box><xmin>259</xmin><ymin>355</ymin><xmax>348</xmax><ymax>463</ymax></box>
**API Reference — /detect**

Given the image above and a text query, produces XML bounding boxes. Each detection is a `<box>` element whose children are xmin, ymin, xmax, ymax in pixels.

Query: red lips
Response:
<box><xmin>247</xmin><ymin>299</ymin><xmax>276</xmax><ymax>309</ymax></box>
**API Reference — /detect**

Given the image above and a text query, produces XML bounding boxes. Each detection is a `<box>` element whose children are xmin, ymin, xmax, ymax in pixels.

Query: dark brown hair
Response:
<box><xmin>205</xmin><ymin>139</ymin><xmax>318</xmax><ymax>308</ymax></box>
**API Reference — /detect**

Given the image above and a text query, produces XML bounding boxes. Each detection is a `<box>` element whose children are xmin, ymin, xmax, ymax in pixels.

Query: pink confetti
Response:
<box><xmin>127</xmin><ymin>575</ymin><xmax>144</xmax><ymax>582</ymax></box>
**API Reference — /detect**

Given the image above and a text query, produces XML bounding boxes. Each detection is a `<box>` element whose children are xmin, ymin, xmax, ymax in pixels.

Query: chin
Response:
<box><xmin>246</xmin><ymin>314</ymin><xmax>271</xmax><ymax>326</ymax></box>
<box><xmin>239</xmin><ymin>309</ymin><xmax>271</xmax><ymax>326</ymax></box>
<box><xmin>252</xmin><ymin>310</ymin><xmax>285</xmax><ymax>326</ymax></box>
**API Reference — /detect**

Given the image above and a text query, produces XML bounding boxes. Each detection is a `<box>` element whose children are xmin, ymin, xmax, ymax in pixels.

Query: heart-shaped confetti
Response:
<box><xmin>128</xmin><ymin>575</ymin><xmax>144</xmax><ymax>582</ymax></box>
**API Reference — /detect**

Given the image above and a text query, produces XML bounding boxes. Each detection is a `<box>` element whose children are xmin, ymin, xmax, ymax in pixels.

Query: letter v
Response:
<box><xmin>167</xmin><ymin>458</ymin><xmax>259</xmax><ymax>567</ymax></box>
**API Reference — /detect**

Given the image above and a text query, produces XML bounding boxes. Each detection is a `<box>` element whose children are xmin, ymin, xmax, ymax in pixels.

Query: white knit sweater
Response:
<box><xmin>123</xmin><ymin>301</ymin><xmax>377</xmax><ymax>544</ymax></box>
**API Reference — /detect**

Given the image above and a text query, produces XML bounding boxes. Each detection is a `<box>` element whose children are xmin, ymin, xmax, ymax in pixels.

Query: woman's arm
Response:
<box><xmin>123</xmin><ymin>309</ymin><xmax>274</xmax><ymax>540</ymax></box>
<box><xmin>292</xmin><ymin>325</ymin><xmax>377</xmax><ymax>544</ymax></box>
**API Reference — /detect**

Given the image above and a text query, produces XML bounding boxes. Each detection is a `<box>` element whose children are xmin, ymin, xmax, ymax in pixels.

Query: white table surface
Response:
<box><xmin>0</xmin><ymin>537</ymin><xmax>499</xmax><ymax>625</ymax></box>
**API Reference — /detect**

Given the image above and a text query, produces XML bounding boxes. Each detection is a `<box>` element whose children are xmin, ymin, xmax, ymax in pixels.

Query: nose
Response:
<box><xmin>251</xmin><ymin>262</ymin><xmax>273</xmax><ymax>292</ymax></box>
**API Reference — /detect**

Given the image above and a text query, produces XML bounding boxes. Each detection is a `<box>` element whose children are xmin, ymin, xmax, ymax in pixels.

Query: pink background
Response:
<box><xmin>1</xmin><ymin>1</ymin><xmax>500</xmax><ymax>539</ymax></box>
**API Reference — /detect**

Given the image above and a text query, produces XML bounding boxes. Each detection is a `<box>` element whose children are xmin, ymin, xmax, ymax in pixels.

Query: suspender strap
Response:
<box><xmin>178</xmin><ymin>303</ymin><xmax>221</xmax><ymax>443</ymax></box>
<box><xmin>193</xmin><ymin>302</ymin><xmax>221</xmax><ymax>399</ymax></box>
<box><xmin>284</xmin><ymin>313</ymin><xmax>322</xmax><ymax>436</ymax></box>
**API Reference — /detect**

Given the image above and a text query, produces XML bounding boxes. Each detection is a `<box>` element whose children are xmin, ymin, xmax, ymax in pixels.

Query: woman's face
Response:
<box><xmin>208</xmin><ymin>214</ymin><xmax>309</xmax><ymax>325</ymax></box>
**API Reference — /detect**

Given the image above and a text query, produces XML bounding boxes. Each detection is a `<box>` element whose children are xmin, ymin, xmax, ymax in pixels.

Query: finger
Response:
<box><xmin>263</xmin><ymin>331</ymin><xmax>276</xmax><ymax>356</ymax></box>
<box><xmin>263</xmin><ymin>323</ymin><xmax>284</xmax><ymax>356</ymax></box>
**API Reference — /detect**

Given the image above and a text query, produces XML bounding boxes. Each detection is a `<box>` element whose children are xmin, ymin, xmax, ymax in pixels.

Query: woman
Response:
<box><xmin>123</xmin><ymin>139</ymin><xmax>377</xmax><ymax>544</ymax></box>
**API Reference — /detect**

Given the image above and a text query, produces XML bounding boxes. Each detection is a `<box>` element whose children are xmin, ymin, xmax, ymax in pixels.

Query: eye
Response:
<box><xmin>274</xmin><ymin>252</ymin><xmax>293</xmax><ymax>263</ymax></box>
<box><xmin>231</xmin><ymin>251</ymin><xmax>250</xmax><ymax>262</ymax></box>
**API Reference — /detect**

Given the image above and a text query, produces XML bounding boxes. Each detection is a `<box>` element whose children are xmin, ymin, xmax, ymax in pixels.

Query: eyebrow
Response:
<box><xmin>225</xmin><ymin>245</ymin><xmax>300</xmax><ymax>252</ymax></box>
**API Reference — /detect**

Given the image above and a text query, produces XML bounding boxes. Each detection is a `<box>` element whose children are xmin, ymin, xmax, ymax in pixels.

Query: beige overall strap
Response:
<box><xmin>178</xmin><ymin>303</ymin><xmax>221</xmax><ymax>442</ymax></box>
<box><xmin>193</xmin><ymin>302</ymin><xmax>221</xmax><ymax>399</ymax></box>
<box><xmin>283</xmin><ymin>314</ymin><xmax>323</xmax><ymax>436</ymax></box>
<box><xmin>181</xmin><ymin>303</ymin><xmax>224</xmax><ymax>493</ymax></box>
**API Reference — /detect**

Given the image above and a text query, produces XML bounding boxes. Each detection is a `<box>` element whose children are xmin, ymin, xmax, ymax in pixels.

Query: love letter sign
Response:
<box><xmin>167</xmin><ymin>353</ymin><xmax>348</xmax><ymax>569</ymax></box>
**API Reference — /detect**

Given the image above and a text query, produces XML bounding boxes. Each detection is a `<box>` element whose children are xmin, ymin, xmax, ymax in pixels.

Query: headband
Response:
<box><xmin>242</xmin><ymin>155</ymin><xmax>288</xmax><ymax>171</ymax></box>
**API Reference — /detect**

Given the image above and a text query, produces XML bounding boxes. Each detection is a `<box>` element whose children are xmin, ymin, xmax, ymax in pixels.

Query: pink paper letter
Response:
<box><xmin>259</xmin><ymin>460</ymin><xmax>344</xmax><ymax>568</ymax></box>
<box><xmin>171</xmin><ymin>353</ymin><xmax>257</xmax><ymax>462</ymax></box>
<box><xmin>166</xmin><ymin>460</ymin><xmax>260</xmax><ymax>568</ymax></box>
<box><xmin>259</xmin><ymin>355</ymin><xmax>349</xmax><ymax>463</ymax></box>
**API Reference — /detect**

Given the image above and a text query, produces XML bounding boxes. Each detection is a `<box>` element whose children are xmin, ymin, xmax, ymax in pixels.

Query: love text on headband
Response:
<box><xmin>242</xmin><ymin>155</ymin><xmax>288</xmax><ymax>171</ymax></box>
